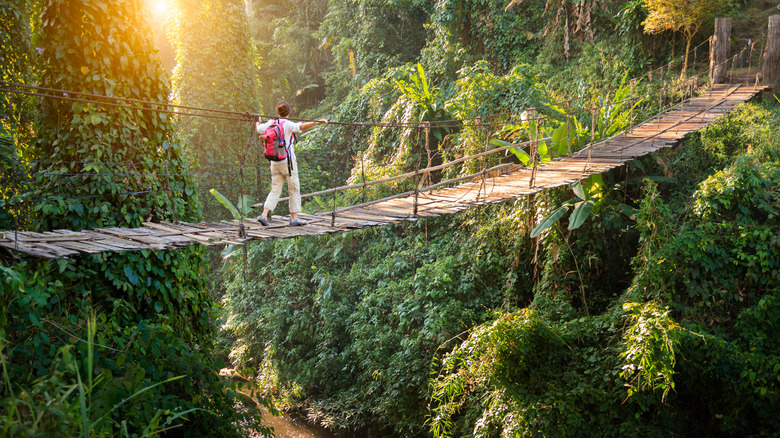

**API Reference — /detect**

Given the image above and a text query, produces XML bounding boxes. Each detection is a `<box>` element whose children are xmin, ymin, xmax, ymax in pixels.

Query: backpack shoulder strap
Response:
<box><xmin>268</xmin><ymin>118</ymin><xmax>283</xmax><ymax>139</ymax></box>
<box><xmin>278</xmin><ymin>119</ymin><xmax>293</xmax><ymax>146</ymax></box>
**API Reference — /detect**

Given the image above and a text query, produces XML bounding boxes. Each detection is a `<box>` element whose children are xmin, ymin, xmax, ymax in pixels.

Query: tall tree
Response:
<box><xmin>0</xmin><ymin>0</ymin><xmax>36</xmax><ymax>230</ymax></box>
<box><xmin>15</xmin><ymin>0</ymin><xmax>259</xmax><ymax>435</ymax></box>
<box><xmin>642</xmin><ymin>0</ymin><xmax>725</xmax><ymax>76</ymax></box>
<box><xmin>317</xmin><ymin>0</ymin><xmax>430</xmax><ymax>108</ymax></box>
<box><xmin>35</xmin><ymin>0</ymin><xmax>200</xmax><ymax>230</ymax></box>
<box><xmin>170</xmin><ymin>0</ymin><xmax>258</xmax><ymax>219</ymax></box>
<box><xmin>252</xmin><ymin>0</ymin><xmax>329</xmax><ymax>113</ymax></box>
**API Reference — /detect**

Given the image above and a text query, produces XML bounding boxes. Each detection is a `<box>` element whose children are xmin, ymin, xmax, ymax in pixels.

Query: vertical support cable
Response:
<box><xmin>256</xmin><ymin>125</ymin><xmax>263</xmax><ymax>202</ymax></box>
<box><xmin>238</xmin><ymin>125</ymin><xmax>251</xmax><ymax>242</ymax></box>
<box><xmin>629</xmin><ymin>79</ymin><xmax>636</xmax><ymax>134</ymax></box>
<box><xmin>424</xmin><ymin>121</ymin><xmax>432</xmax><ymax>177</ymax></box>
<box><xmin>7</xmin><ymin>84</ymin><xmax>19</xmax><ymax>253</ymax></box>
<box><xmin>746</xmin><ymin>39</ymin><xmax>755</xmax><ymax>86</ymax></box>
<box><xmin>413</xmin><ymin>123</ymin><xmax>424</xmax><ymax>216</ymax></box>
<box><xmin>360</xmin><ymin>150</ymin><xmax>366</xmax><ymax>204</ymax></box>
<box><xmin>729</xmin><ymin>49</ymin><xmax>735</xmax><ymax>83</ymax></box>
<box><xmin>528</xmin><ymin>110</ymin><xmax>538</xmax><ymax>188</ymax></box>
<box><xmin>331</xmin><ymin>191</ymin><xmax>336</xmax><ymax>227</ymax></box>
<box><xmin>658</xmin><ymin>67</ymin><xmax>664</xmax><ymax>111</ymax></box>
<box><xmin>479</xmin><ymin>120</ymin><xmax>488</xmax><ymax>200</ymax></box>
<box><xmin>566</xmin><ymin>99</ymin><xmax>572</xmax><ymax>157</ymax></box>
<box><xmin>587</xmin><ymin>105</ymin><xmax>595</xmax><ymax>168</ymax></box>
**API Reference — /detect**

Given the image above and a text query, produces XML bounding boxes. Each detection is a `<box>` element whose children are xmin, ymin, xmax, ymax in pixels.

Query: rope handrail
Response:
<box><xmin>260</xmin><ymin>136</ymin><xmax>552</xmax><ymax>205</ymax></box>
<box><xmin>330</xmin><ymin>163</ymin><xmax>516</xmax><ymax>215</ymax></box>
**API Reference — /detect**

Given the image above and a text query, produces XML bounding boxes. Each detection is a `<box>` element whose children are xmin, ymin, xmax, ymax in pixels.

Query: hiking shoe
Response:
<box><xmin>257</xmin><ymin>216</ymin><xmax>269</xmax><ymax>226</ymax></box>
<box><xmin>289</xmin><ymin>218</ymin><xmax>307</xmax><ymax>227</ymax></box>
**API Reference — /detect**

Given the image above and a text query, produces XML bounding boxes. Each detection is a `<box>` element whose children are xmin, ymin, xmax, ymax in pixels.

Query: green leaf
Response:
<box><xmin>551</xmin><ymin>124</ymin><xmax>570</xmax><ymax>155</ymax></box>
<box><xmin>568</xmin><ymin>200</ymin><xmax>595</xmax><ymax>230</ymax></box>
<box><xmin>617</xmin><ymin>203</ymin><xmax>638</xmax><ymax>219</ymax></box>
<box><xmin>154</xmin><ymin>302</ymin><xmax>163</xmax><ymax>313</ymax></box>
<box><xmin>583</xmin><ymin>174</ymin><xmax>604</xmax><ymax>199</ymax></box>
<box><xmin>509</xmin><ymin>147</ymin><xmax>531</xmax><ymax>166</ymax></box>
<box><xmin>57</xmin><ymin>259</ymin><xmax>69</xmax><ymax>273</ymax></box>
<box><xmin>530</xmin><ymin>205</ymin><xmax>570</xmax><ymax>238</ymax></box>
<box><xmin>416</xmin><ymin>63</ymin><xmax>429</xmax><ymax>97</ymax></box>
<box><xmin>209</xmin><ymin>189</ymin><xmax>240</xmax><ymax>219</ymax></box>
<box><xmin>123</xmin><ymin>266</ymin><xmax>139</xmax><ymax>285</ymax></box>
<box><xmin>572</xmin><ymin>180</ymin><xmax>586</xmax><ymax>200</ymax></box>
<box><xmin>630</xmin><ymin>159</ymin><xmax>647</xmax><ymax>173</ymax></box>
<box><xmin>537</xmin><ymin>140</ymin><xmax>549</xmax><ymax>161</ymax></box>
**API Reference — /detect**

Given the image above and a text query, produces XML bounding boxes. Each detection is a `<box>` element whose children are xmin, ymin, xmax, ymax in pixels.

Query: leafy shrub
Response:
<box><xmin>224</xmin><ymin>203</ymin><xmax>535</xmax><ymax>436</ymax></box>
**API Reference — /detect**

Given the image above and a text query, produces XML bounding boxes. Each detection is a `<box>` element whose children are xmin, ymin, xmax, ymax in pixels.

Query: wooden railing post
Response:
<box><xmin>413</xmin><ymin>124</ymin><xmax>424</xmax><ymax>216</ymax></box>
<box><xmin>762</xmin><ymin>15</ymin><xmax>780</xmax><ymax>91</ymax></box>
<box><xmin>710</xmin><ymin>17</ymin><xmax>731</xmax><ymax>84</ymax></box>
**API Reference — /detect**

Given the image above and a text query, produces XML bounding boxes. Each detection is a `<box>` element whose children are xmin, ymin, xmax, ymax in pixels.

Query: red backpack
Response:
<box><xmin>261</xmin><ymin>119</ymin><xmax>292</xmax><ymax>161</ymax></box>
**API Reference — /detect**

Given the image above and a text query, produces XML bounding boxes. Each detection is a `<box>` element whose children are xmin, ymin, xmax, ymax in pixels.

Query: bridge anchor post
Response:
<box><xmin>709</xmin><ymin>17</ymin><xmax>731</xmax><ymax>84</ymax></box>
<box><xmin>762</xmin><ymin>15</ymin><xmax>780</xmax><ymax>93</ymax></box>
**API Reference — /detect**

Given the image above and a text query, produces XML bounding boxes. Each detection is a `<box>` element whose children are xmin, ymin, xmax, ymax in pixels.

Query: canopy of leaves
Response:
<box><xmin>170</xmin><ymin>0</ymin><xmax>259</xmax><ymax>221</ymax></box>
<box><xmin>642</xmin><ymin>0</ymin><xmax>725</xmax><ymax>37</ymax></box>
<box><xmin>1</xmin><ymin>1</ymin><xmax>261</xmax><ymax>436</ymax></box>
<box><xmin>1</xmin><ymin>0</ymin><xmax>37</xmax><ymax>230</ymax></box>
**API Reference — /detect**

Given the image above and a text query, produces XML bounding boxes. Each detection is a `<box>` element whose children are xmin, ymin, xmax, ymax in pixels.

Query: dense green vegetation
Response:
<box><xmin>1</xmin><ymin>0</ymin><xmax>265</xmax><ymax>436</ymax></box>
<box><xmin>225</xmin><ymin>101</ymin><xmax>780</xmax><ymax>437</ymax></box>
<box><xmin>170</xmin><ymin>0</ymin><xmax>259</xmax><ymax>222</ymax></box>
<box><xmin>2</xmin><ymin>0</ymin><xmax>779</xmax><ymax>437</ymax></box>
<box><xmin>223</xmin><ymin>0</ymin><xmax>780</xmax><ymax>437</ymax></box>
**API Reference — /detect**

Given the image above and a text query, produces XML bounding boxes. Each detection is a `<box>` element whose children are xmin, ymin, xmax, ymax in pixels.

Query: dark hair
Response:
<box><xmin>276</xmin><ymin>101</ymin><xmax>291</xmax><ymax>118</ymax></box>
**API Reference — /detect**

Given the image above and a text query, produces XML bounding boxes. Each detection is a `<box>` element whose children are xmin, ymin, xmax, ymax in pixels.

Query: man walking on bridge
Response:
<box><xmin>256</xmin><ymin>100</ymin><xmax>328</xmax><ymax>227</ymax></box>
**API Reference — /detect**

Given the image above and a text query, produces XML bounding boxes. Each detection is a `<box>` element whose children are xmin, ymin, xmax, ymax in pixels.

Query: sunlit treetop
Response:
<box><xmin>642</xmin><ymin>0</ymin><xmax>725</xmax><ymax>37</ymax></box>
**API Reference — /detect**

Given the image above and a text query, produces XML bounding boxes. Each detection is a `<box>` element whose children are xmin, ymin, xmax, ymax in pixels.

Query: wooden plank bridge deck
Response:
<box><xmin>1</xmin><ymin>84</ymin><xmax>770</xmax><ymax>258</ymax></box>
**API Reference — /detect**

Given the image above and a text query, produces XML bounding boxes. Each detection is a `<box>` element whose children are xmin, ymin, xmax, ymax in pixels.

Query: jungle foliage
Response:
<box><xmin>169</xmin><ymin>0</ymin><xmax>259</xmax><ymax>222</ymax></box>
<box><xmin>1</xmin><ymin>0</ymin><xmax>265</xmax><ymax>436</ymax></box>
<box><xmin>226</xmin><ymin>99</ymin><xmax>780</xmax><ymax>437</ymax></box>
<box><xmin>222</xmin><ymin>0</ymin><xmax>779</xmax><ymax>435</ymax></box>
<box><xmin>2</xmin><ymin>0</ymin><xmax>778</xmax><ymax>436</ymax></box>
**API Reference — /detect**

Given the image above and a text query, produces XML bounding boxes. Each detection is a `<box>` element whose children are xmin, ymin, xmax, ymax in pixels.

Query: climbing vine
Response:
<box><xmin>1</xmin><ymin>0</ymin><xmax>264</xmax><ymax>436</ymax></box>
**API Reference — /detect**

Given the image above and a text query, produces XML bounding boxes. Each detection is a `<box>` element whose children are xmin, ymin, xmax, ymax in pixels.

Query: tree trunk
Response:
<box><xmin>763</xmin><ymin>15</ymin><xmax>780</xmax><ymax>91</ymax></box>
<box><xmin>709</xmin><ymin>17</ymin><xmax>731</xmax><ymax>84</ymax></box>
<box><xmin>682</xmin><ymin>35</ymin><xmax>692</xmax><ymax>78</ymax></box>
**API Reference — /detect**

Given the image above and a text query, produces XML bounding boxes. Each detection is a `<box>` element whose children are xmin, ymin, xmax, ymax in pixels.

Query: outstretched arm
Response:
<box><xmin>300</xmin><ymin>118</ymin><xmax>328</xmax><ymax>131</ymax></box>
<box><xmin>256</xmin><ymin>117</ymin><xmax>272</xmax><ymax>133</ymax></box>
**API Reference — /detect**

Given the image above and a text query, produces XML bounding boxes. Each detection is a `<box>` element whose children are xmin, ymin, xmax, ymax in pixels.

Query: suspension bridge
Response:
<box><xmin>0</xmin><ymin>81</ymin><xmax>770</xmax><ymax>259</ymax></box>
<box><xmin>1</xmin><ymin>16</ymin><xmax>778</xmax><ymax>259</ymax></box>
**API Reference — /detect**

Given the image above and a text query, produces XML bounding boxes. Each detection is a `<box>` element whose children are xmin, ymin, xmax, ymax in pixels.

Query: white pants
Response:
<box><xmin>264</xmin><ymin>160</ymin><xmax>301</xmax><ymax>214</ymax></box>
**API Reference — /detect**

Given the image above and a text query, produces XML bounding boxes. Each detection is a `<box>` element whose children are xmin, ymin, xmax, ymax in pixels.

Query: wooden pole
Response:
<box><xmin>710</xmin><ymin>17</ymin><xmax>731</xmax><ymax>84</ymax></box>
<box><xmin>762</xmin><ymin>15</ymin><xmax>780</xmax><ymax>91</ymax></box>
